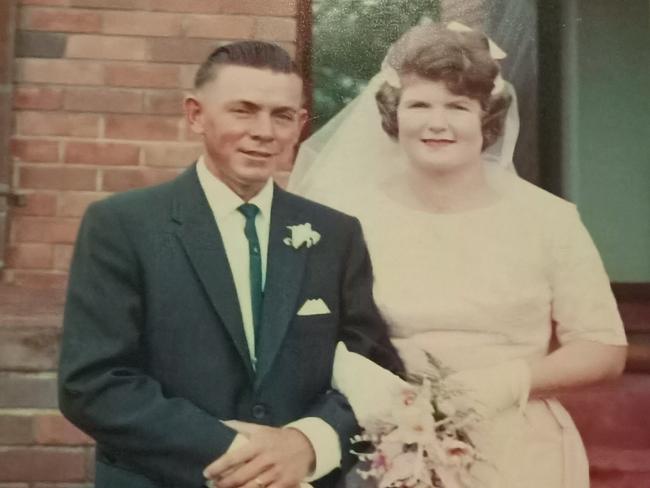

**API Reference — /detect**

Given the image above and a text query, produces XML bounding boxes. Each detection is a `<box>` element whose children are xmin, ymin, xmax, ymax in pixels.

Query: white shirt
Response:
<box><xmin>196</xmin><ymin>158</ymin><xmax>341</xmax><ymax>480</ymax></box>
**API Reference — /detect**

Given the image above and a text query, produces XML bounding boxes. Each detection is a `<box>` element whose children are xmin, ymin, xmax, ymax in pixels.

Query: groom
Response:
<box><xmin>58</xmin><ymin>41</ymin><xmax>401</xmax><ymax>488</ymax></box>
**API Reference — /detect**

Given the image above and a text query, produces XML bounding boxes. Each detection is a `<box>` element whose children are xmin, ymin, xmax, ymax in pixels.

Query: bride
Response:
<box><xmin>290</xmin><ymin>21</ymin><xmax>627</xmax><ymax>487</ymax></box>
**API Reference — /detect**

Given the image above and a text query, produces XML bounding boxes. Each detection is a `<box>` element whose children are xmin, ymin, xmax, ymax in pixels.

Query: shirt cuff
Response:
<box><xmin>285</xmin><ymin>417</ymin><xmax>341</xmax><ymax>481</ymax></box>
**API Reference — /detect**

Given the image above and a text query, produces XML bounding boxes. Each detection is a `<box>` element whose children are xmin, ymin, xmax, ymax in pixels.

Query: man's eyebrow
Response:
<box><xmin>228</xmin><ymin>100</ymin><xmax>260</xmax><ymax>109</ymax></box>
<box><xmin>273</xmin><ymin>106</ymin><xmax>298</xmax><ymax>114</ymax></box>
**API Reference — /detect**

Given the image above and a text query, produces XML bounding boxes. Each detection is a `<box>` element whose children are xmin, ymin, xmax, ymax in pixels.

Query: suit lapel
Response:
<box><xmin>255</xmin><ymin>186</ymin><xmax>308</xmax><ymax>388</ymax></box>
<box><xmin>171</xmin><ymin>166</ymin><xmax>255</xmax><ymax>380</ymax></box>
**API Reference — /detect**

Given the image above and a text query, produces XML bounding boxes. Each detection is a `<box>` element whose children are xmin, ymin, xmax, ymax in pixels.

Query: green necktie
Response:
<box><xmin>237</xmin><ymin>203</ymin><xmax>263</xmax><ymax>352</ymax></box>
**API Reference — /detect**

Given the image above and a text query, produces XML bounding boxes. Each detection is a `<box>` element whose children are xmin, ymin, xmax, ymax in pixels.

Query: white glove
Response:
<box><xmin>441</xmin><ymin>359</ymin><xmax>531</xmax><ymax>420</ymax></box>
<box><xmin>331</xmin><ymin>341</ymin><xmax>414</xmax><ymax>426</ymax></box>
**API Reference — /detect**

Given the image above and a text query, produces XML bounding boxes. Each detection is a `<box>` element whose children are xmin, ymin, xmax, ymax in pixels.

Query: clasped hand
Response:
<box><xmin>204</xmin><ymin>421</ymin><xmax>315</xmax><ymax>488</ymax></box>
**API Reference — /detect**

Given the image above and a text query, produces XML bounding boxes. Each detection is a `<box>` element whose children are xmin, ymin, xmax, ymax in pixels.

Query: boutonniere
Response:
<box><xmin>283</xmin><ymin>223</ymin><xmax>321</xmax><ymax>249</ymax></box>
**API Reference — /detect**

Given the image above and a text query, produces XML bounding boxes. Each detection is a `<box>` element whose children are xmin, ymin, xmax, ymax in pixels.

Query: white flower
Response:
<box><xmin>379</xmin><ymin>64</ymin><xmax>401</xmax><ymax>88</ymax></box>
<box><xmin>283</xmin><ymin>223</ymin><xmax>321</xmax><ymax>249</ymax></box>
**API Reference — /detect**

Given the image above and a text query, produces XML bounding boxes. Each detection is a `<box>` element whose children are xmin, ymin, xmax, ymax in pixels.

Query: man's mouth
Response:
<box><xmin>239</xmin><ymin>149</ymin><xmax>274</xmax><ymax>159</ymax></box>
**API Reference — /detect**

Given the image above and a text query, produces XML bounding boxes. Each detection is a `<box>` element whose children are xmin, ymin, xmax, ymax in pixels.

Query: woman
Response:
<box><xmin>291</xmin><ymin>22</ymin><xmax>627</xmax><ymax>487</ymax></box>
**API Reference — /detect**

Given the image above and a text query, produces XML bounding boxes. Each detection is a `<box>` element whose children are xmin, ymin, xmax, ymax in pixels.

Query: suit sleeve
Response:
<box><xmin>298</xmin><ymin>215</ymin><xmax>404</xmax><ymax>476</ymax></box>
<box><xmin>337</xmin><ymin>216</ymin><xmax>405</xmax><ymax>374</ymax></box>
<box><xmin>58</xmin><ymin>201</ymin><xmax>235</xmax><ymax>487</ymax></box>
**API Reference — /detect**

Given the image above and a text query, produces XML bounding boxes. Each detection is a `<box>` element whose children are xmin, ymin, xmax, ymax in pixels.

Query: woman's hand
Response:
<box><xmin>441</xmin><ymin>359</ymin><xmax>531</xmax><ymax>419</ymax></box>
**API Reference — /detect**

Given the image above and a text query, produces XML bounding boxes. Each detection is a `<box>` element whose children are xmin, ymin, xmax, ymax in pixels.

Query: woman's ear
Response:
<box><xmin>184</xmin><ymin>94</ymin><xmax>204</xmax><ymax>135</ymax></box>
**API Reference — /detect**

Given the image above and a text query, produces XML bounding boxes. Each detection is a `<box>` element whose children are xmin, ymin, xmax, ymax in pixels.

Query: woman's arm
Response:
<box><xmin>528</xmin><ymin>340</ymin><xmax>627</xmax><ymax>396</ymax></box>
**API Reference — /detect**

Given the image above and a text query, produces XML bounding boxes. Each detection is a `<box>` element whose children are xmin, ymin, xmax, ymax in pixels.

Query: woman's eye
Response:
<box><xmin>450</xmin><ymin>103</ymin><xmax>469</xmax><ymax>111</ymax></box>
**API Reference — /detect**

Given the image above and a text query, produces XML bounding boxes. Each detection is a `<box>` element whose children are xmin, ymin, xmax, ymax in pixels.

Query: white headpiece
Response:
<box><xmin>288</xmin><ymin>21</ymin><xmax>520</xmax><ymax>208</ymax></box>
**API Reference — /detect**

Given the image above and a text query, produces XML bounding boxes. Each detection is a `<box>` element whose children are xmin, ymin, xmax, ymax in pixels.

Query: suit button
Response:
<box><xmin>252</xmin><ymin>404</ymin><xmax>267</xmax><ymax>419</ymax></box>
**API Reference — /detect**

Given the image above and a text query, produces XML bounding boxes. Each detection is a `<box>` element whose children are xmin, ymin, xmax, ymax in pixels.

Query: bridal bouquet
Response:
<box><xmin>346</xmin><ymin>353</ymin><xmax>480</xmax><ymax>488</ymax></box>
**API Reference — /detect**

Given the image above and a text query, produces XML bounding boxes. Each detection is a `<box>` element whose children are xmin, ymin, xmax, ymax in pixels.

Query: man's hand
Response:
<box><xmin>204</xmin><ymin>423</ymin><xmax>315</xmax><ymax>488</ymax></box>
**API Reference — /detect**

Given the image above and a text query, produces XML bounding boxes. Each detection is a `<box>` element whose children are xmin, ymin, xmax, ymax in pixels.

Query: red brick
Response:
<box><xmin>34</xmin><ymin>414</ymin><xmax>93</xmax><ymax>446</ymax></box>
<box><xmin>0</xmin><ymin>414</ymin><xmax>34</xmax><ymax>445</ymax></box>
<box><xmin>69</xmin><ymin>0</ymin><xmax>151</xmax><ymax>8</ymax></box>
<box><xmin>0</xmin><ymin>373</ymin><xmax>58</xmax><ymax>408</ymax></box>
<box><xmin>12</xmin><ymin>86</ymin><xmax>63</xmax><ymax>110</ymax></box>
<box><xmin>12</xmin><ymin>217</ymin><xmax>81</xmax><ymax>244</ymax></box>
<box><xmin>20</xmin><ymin>0</ymin><xmax>69</xmax><ymax>5</ymax></box>
<box><xmin>64</xmin><ymin>142</ymin><xmax>140</xmax><ymax>166</ymax></box>
<box><xmin>15</xmin><ymin>59</ymin><xmax>104</xmax><ymax>86</ymax></box>
<box><xmin>144</xmin><ymin>90</ymin><xmax>184</xmax><ymax>115</ymax></box>
<box><xmin>255</xmin><ymin>17</ymin><xmax>297</xmax><ymax>42</ymax></box>
<box><xmin>11</xmin><ymin>139</ymin><xmax>60</xmax><ymax>163</ymax></box>
<box><xmin>63</xmin><ymin>87</ymin><xmax>143</xmax><ymax>113</ymax></box>
<box><xmin>180</xmin><ymin>64</ymin><xmax>199</xmax><ymax>89</ymax></box>
<box><xmin>5</xmin><ymin>244</ymin><xmax>54</xmax><ymax>269</ymax></box>
<box><xmin>66</xmin><ymin>34</ymin><xmax>147</xmax><ymax>61</ymax></box>
<box><xmin>0</xmin><ymin>447</ymin><xmax>86</xmax><ymax>482</ymax></box>
<box><xmin>20</xmin><ymin>7</ymin><xmax>101</xmax><ymax>33</ymax></box>
<box><xmin>102</xmin><ymin>10</ymin><xmax>183</xmax><ymax>37</ymax></box>
<box><xmin>19</xmin><ymin>166</ymin><xmax>97</xmax><ymax>191</ymax></box>
<box><xmin>148</xmin><ymin>37</ymin><xmax>218</xmax><ymax>63</ymax></box>
<box><xmin>142</xmin><ymin>143</ymin><xmax>201</xmax><ymax>167</ymax></box>
<box><xmin>15</xmin><ymin>112</ymin><xmax>100</xmax><ymax>138</ymax></box>
<box><xmin>105</xmin><ymin>114</ymin><xmax>180</xmax><ymax>140</ymax></box>
<box><xmin>0</xmin><ymin>327</ymin><xmax>61</xmax><ymax>370</ymax></box>
<box><xmin>57</xmin><ymin>192</ymin><xmax>107</xmax><ymax>217</ymax></box>
<box><xmin>102</xmin><ymin>168</ymin><xmax>180</xmax><ymax>192</ymax></box>
<box><xmin>184</xmin><ymin>14</ymin><xmax>254</xmax><ymax>39</ymax></box>
<box><xmin>153</xmin><ymin>0</ymin><xmax>221</xmax><ymax>14</ymax></box>
<box><xmin>220</xmin><ymin>0</ymin><xmax>297</xmax><ymax>16</ymax></box>
<box><xmin>105</xmin><ymin>62</ymin><xmax>179</xmax><ymax>88</ymax></box>
<box><xmin>11</xmin><ymin>271</ymin><xmax>69</xmax><ymax>288</ymax></box>
<box><xmin>12</xmin><ymin>192</ymin><xmax>58</xmax><ymax>217</ymax></box>
<box><xmin>53</xmin><ymin>244</ymin><xmax>74</xmax><ymax>270</ymax></box>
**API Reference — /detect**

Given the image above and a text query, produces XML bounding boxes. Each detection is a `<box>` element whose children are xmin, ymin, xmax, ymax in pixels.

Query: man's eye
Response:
<box><xmin>450</xmin><ymin>103</ymin><xmax>469</xmax><ymax>111</ymax></box>
<box><xmin>275</xmin><ymin>112</ymin><xmax>295</xmax><ymax>121</ymax></box>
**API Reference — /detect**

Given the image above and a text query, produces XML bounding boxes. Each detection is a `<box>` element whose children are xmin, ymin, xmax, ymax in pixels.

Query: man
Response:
<box><xmin>58</xmin><ymin>41</ymin><xmax>402</xmax><ymax>488</ymax></box>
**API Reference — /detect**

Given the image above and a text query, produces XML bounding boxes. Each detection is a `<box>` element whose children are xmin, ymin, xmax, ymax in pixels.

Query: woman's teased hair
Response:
<box><xmin>375</xmin><ymin>24</ymin><xmax>511</xmax><ymax>150</ymax></box>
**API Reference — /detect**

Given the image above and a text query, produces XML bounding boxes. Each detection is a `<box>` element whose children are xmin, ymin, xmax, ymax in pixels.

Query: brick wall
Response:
<box><xmin>4</xmin><ymin>0</ymin><xmax>299</xmax><ymax>287</ymax></box>
<box><xmin>1</xmin><ymin>1</ymin><xmax>299</xmax><ymax>486</ymax></box>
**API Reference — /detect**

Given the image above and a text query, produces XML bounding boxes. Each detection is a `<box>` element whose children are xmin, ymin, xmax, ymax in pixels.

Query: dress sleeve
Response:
<box><xmin>550</xmin><ymin>205</ymin><xmax>627</xmax><ymax>346</ymax></box>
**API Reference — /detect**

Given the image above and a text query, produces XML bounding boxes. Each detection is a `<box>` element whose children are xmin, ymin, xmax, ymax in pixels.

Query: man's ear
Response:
<box><xmin>184</xmin><ymin>94</ymin><xmax>204</xmax><ymax>135</ymax></box>
<box><xmin>297</xmin><ymin>108</ymin><xmax>308</xmax><ymax>133</ymax></box>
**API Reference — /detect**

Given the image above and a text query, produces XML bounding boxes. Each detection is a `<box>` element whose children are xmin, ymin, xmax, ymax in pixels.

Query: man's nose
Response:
<box><xmin>249</xmin><ymin>113</ymin><xmax>274</xmax><ymax>141</ymax></box>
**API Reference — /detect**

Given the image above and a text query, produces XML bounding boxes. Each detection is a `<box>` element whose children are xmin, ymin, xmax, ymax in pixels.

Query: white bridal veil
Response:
<box><xmin>288</xmin><ymin>21</ymin><xmax>521</xmax><ymax>209</ymax></box>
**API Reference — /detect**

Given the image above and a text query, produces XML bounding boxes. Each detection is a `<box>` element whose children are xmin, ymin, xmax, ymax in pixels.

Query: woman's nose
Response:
<box><xmin>425</xmin><ymin>107</ymin><xmax>448</xmax><ymax>131</ymax></box>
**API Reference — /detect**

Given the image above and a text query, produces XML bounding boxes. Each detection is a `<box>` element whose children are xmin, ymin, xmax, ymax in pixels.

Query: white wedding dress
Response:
<box><xmin>329</xmin><ymin>166</ymin><xmax>627</xmax><ymax>487</ymax></box>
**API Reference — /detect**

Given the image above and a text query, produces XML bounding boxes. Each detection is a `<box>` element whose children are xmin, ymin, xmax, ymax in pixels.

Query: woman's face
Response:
<box><xmin>397</xmin><ymin>75</ymin><xmax>483</xmax><ymax>174</ymax></box>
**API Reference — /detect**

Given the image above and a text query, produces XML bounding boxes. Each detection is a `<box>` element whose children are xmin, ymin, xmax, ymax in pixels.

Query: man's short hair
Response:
<box><xmin>194</xmin><ymin>41</ymin><xmax>300</xmax><ymax>89</ymax></box>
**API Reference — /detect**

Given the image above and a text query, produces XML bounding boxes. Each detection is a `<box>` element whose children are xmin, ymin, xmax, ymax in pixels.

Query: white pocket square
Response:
<box><xmin>297</xmin><ymin>298</ymin><xmax>331</xmax><ymax>316</ymax></box>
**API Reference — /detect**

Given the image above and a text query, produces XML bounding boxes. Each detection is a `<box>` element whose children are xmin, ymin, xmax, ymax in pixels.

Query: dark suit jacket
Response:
<box><xmin>58</xmin><ymin>164</ymin><xmax>402</xmax><ymax>488</ymax></box>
